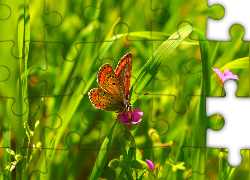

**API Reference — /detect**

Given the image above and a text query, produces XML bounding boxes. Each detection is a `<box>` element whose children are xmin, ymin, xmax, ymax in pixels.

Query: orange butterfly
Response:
<box><xmin>89</xmin><ymin>53</ymin><xmax>132</xmax><ymax>113</ymax></box>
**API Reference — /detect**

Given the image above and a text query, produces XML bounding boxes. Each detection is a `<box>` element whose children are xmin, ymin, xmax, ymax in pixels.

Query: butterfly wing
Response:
<box><xmin>115</xmin><ymin>52</ymin><xmax>132</xmax><ymax>101</ymax></box>
<box><xmin>97</xmin><ymin>63</ymin><xmax>125</xmax><ymax>106</ymax></box>
<box><xmin>89</xmin><ymin>88</ymin><xmax>124</xmax><ymax>112</ymax></box>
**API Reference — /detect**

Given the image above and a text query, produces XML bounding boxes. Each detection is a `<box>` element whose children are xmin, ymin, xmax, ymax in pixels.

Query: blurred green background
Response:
<box><xmin>0</xmin><ymin>0</ymin><xmax>249</xmax><ymax>179</ymax></box>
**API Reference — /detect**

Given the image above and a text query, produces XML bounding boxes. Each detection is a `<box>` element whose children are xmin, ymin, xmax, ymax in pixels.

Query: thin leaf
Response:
<box><xmin>129</xmin><ymin>25</ymin><xmax>194</xmax><ymax>102</ymax></box>
<box><xmin>124</xmin><ymin>166</ymin><xmax>133</xmax><ymax>180</ymax></box>
<box><xmin>128</xmin><ymin>148</ymin><xmax>134</xmax><ymax>161</ymax></box>
<box><xmin>220</xmin><ymin>57</ymin><xmax>249</xmax><ymax>70</ymax></box>
<box><xmin>191</xmin><ymin>29</ymin><xmax>211</xmax><ymax>180</ymax></box>
<box><xmin>125</xmin><ymin>171</ymin><xmax>134</xmax><ymax>180</ymax></box>
<box><xmin>39</xmin><ymin>136</ymin><xmax>56</xmax><ymax>180</ymax></box>
<box><xmin>18</xmin><ymin>0</ymin><xmax>30</xmax><ymax>179</ymax></box>
<box><xmin>90</xmin><ymin>121</ymin><xmax>117</xmax><ymax>180</ymax></box>
<box><xmin>121</xmin><ymin>148</ymin><xmax>128</xmax><ymax>162</ymax></box>
<box><xmin>138</xmin><ymin>169</ymin><xmax>147</xmax><ymax>180</ymax></box>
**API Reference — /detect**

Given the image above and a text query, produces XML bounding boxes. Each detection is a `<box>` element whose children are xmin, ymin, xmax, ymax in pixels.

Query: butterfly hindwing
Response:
<box><xmin>115</xmin><ymin>52</ymin><xmax>132</xmax><ymax>101</ymax></box>
<box><xmin>88</xmin><ymin>88</ymin><xmax>124</xmax><ymax>112</ymax></box>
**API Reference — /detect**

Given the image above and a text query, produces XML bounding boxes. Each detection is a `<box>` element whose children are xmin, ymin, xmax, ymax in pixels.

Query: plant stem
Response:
<box><xmin>26</xmin><ymin>142</ymin><xmax>30</xmax><ymax>170</ymax></box>
<box><xmin>131</xmin><ymin>135</ymin><xmax>138</xmax><ymax>180</ymax></box>
<box><xmin>216</xmin><ymin>86</ymin><xmax>224</xmax><ymax>130</ymax></box>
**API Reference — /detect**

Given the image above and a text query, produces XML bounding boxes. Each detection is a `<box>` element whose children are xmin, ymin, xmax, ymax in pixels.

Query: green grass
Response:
<box><xmin>0</xmin><ymin>0</ymin><xmax>249</xmax><ymax>180</ymax></box>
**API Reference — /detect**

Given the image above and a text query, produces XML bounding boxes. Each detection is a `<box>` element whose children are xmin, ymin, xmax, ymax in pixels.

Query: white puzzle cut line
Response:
<box><xmin>206</xmin><ymin>80</ymin><xmax>249</xmax><ymax>167</ymax></box>
<box><xmin>207</xmin><ymin>0</ymin><xmax>250</xmax><ymax>41</ymax></box>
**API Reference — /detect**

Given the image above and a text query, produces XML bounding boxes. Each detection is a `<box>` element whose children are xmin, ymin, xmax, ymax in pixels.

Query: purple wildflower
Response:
<box><xmin>212</xmin><ymin>68</ymin><xmax>239</xmax><ymax>86</ymax></box>
<box><xmin>146</xmin><ymin>159</ymin><xmax>155</xmax><ymax>170</ymax></box>
<box><xmin>117</xmin><ymin>108</ymin><xmax>143</xmax><ymax>131</ymax></box>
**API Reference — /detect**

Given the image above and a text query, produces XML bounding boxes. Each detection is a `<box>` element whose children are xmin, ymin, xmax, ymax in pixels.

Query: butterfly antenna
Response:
<box><xmin>129</xmin><ymin>92</ymin><xmax>149</xmax><ymax>102</ymax></box>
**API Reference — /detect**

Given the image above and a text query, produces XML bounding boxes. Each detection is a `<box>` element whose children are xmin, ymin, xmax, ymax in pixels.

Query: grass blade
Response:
<box><xmin>90</xmin><ymin>120</ymin><xmax>117</xmax><ymax>180</ymax></box>
<box><xmin>17</xmin><ymin>0</ymin><xmax>30</xmax><ymax>179</ymax></box>
<box><xmin>191</xmin><ymin>29</ymin><xmax>211</xmax><ymax>180</ymax></box>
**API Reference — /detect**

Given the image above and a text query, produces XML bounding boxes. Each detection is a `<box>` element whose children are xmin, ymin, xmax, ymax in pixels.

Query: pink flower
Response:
<box><xmin>117</xmin><ymin>108</ymin><xmax>143</xmax><ymax>131</ymax></box>
<box><xmin>146</xmin><ymin>159</ymin><xmax>155</xmax><ymax>170</ymax></box>
<box><xmin>212</xmin><ymin>68</ymin><xmax>239</xmax><ymax>86</ymax></box>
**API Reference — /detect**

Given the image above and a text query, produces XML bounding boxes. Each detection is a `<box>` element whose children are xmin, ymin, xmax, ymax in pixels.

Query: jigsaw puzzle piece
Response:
<box><xmin>142</xmin><ymin>39</ymin><xmax>202</xmax><ymax>114</ymax></box>
<box><xmin>24</xmin><ymin>135</ymin><xmax>116</xmax><ymax>180</ymax></box>
<box><xmin>184</xmin><ymin>148</ymin><xmax>250</xmax><ymax>179</ymax></box>
<box><xmin>135</xmin><ymin>146</ymin><xmax>171</xmax><ymax>179</ymax></box>
<box><xmin>29</xmin><ymin>77</ymin><xmax>85</xmax><ymax>149</ymax></box>
<box><xmin>0</xmin><ymin>41</ymin><xmax>56</xmax><ymax>116</ymax></box>
<box><xmin>158</xmin><ymin>0</ymin><xmax>224</xmax><ymax>41</ymax></box>
<box><xmin>210</xmin><ymin>25</ymin><xmax>249</xmax><ymax>97</ymax></box>
<box><xmin>0</xmin><ymin>41</ymin><xmax>28</xmax><ymax>116</ymax></box>
<box><xmin>0</xmin><ymin>0</ymin><xmax>57</xmax><ymax>59</ymax></box>
<box><xmin>0</xmin><ymin>2</ymin><xmax>17</xmax><ymax>57</ymax></box>
<box><xmin>165</xmin><ymin>146</ymin><xmax>206</xmax><ymax>180</ymax></box>
<box><xmin>29</xmin><ymin>0</ymin><xmax>62</xmax><ymax>41</ymax></box>
<box><xmin>0</xmin><ymin>4</ymin><xmax>11</xmax><ymax>21</ymax></box>
<box><xmin>206</xmin><ymin>80</ymin><xmax>250</xmax><ymax>167</ymax></box>
<box><xmin>0</xmin><ymin>1</ymin><xmax>27</xmax><ymax>59</ymax></box>
<box><xmin>151</xmin><ymin>94</ymin><xmax>209</xmax><ymax>167</ymax></box>
<box><xmin>207</xmin><ymin>0</ymin><xmax>250</xmax><ymax>41</ymax></box>
<box><xmin>28</xmin><ymin>42</ymin><xmax>83</xmax><ymax>96</ymax></box>
<box><xmin>0</xmin><ymin>0</ymin><xmax>61</xmax><ymax>44</ymax></box>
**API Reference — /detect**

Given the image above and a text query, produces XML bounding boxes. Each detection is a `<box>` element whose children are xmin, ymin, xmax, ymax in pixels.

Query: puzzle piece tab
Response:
<box><xmin>207</xmin><ymin>0</ymin><xmax>250</xmax><ymax>41</ymax></box>
<box><xmin>206</xmin><ymin>80</ymin><xmax>249</xmax><ymax>167</ymax></box>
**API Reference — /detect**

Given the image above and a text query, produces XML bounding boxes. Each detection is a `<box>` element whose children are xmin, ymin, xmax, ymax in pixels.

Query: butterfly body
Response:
<box><xmin>89</xmin><ymin>52</ymin><xmax>132</xmax><ymax>113</ymax></box>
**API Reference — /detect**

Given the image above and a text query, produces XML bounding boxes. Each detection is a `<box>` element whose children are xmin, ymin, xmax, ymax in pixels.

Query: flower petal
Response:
<box><xmin>212</xmin><ymin>68</ymin><xmax>224</xmax><ymax>80</ymax></box>
<box><xmin>132</xmin><ymin>108</ymin><xmax>143</xmax><ymax>122</ymax></box>
<box><xmin>131</xmin><ymin>119</ymin><xmax>142</xmax><ymax>124</ymax></box>
<box><xmin>223</xmin><ymin>69</ymin><xmax>239</xmax><ymax>80</ymax></box>
<box><xmin>118</xmin><ymin>113</ymin><xmax>128</xmax><ymax>123</ymax></box>
<box><xmin>146</xmin><ymin>159</ymin><xmax>155</xmax><ymax>170</ymax></box>
<box><xmin>223</xmin><ymin>69</ymin><xmax>230</xmax><ymax>77</ymax></box>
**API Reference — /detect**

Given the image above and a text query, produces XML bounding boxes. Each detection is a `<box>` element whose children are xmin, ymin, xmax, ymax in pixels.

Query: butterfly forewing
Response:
<box><xmin>97</xmin><ymin>63</ymin><xmax>125</xmax><ymax>105</ymax></box>
<box><xmin>88</xmin><ymin>88</ymin><xmax>124</xmax><ymax>112</ymax></box>
<box><xmin>115</xmin><ymin>52</ymin><xmax>132</xmax><ymax>101</ymax></box>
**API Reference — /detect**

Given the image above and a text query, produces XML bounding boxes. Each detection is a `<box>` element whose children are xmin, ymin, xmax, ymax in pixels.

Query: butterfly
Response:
<box><xmin>88</xmin><ymin>52</ymin><xmax>132</xmax><ymax>113</ymax></box>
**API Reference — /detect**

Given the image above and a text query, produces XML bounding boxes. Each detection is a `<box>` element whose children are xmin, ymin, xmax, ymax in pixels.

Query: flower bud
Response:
<box><xmin>108</xmin><ymin>159</ymin><xmax>120</xmax><ymax>169</ymax></box>
<box><xmin>122</xmin><ymin>130</ymin><xmax>132</xmax><ymax>141</ymax></box>
<box><xmin>4</xmin><ymin>162</ymin><xmax>12</xmax><ymax>171</ymax></box>
<box><xmin>6</xmin><ymin>148</ymin><xmax>15</xmax><ymax>156</ymax></box>
<box><xmin>5</xmin><ymin>161</ymin><xmax>17</xmax><ymax>172</ymax></box>
<box><xmin>148</xmin><ymin>128</ymin><xmax>159</xmax><ymax>142</ymax></box>
<box><xmin>10</xmin><ymin>162</ymin><xmax>16</xmax><ymax>172</ymax></box>
<box><xmin>146</xmin><ymin>159</ymin><xmax>155</xmax><ymax>170</ymax></box>
<box><xmin>23</xmin><ymin>121</ymin><xmax>34</xmax><ymax>142</ymax></box>
<box><xmin>15</xmin><ymin>154</ymin><xmax>23</xmax><ymax>161</ymax></box>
